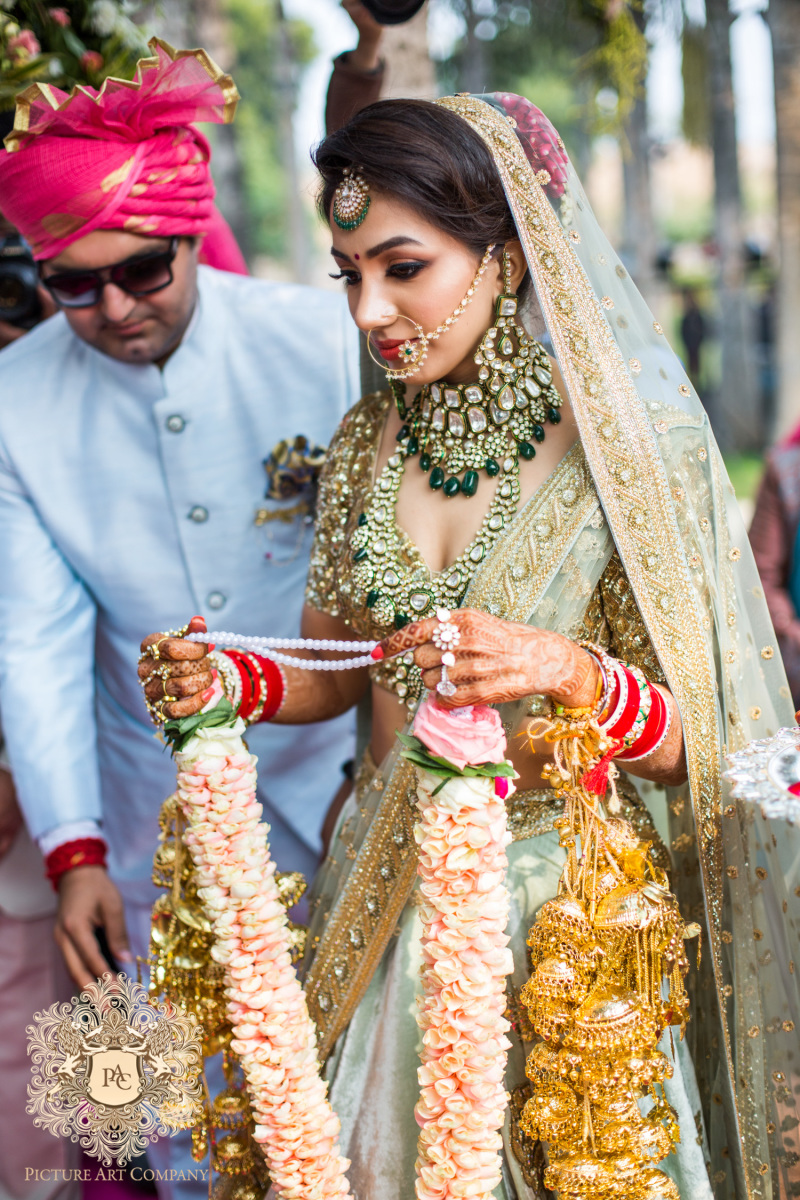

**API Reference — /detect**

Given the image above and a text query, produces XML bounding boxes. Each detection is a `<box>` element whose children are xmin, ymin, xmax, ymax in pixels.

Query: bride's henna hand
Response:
<box><xmin>141</xmin><ymin>668</ymin><xmax>213</xmax><ymax>703</ymax></box>
<box><xmin>139</xmin><ymin>615</ymin><xmax>213</xmax><ymax>719</ymax></box>
<box><xmin>376</xmin><ymin>609</ymin><xmax>598</xmax><ymax>710</ymax></box>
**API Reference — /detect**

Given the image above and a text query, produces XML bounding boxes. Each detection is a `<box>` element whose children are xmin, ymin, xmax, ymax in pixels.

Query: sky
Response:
<box><xmin>284</xmin><ymin>0</ymin><xmax>777</xmax><ymax>162</ymax></box>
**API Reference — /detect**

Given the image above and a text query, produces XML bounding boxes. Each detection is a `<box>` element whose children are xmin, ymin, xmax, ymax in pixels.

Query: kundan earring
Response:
<box><xmin>333</xmin><ymin>168</ymin><xmax>371</xmax><ymax>231</ymax></box>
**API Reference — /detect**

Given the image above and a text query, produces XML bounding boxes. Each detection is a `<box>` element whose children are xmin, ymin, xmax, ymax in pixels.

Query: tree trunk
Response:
<box><xmin>620</xmin><ymin>8</ymin><xmax>657</xmax><ymax>307</ymax></box>
<box><xmin>767</xmin><ymin>0</ymin><xmax>800</xmax><ymax>441</ymax></box>
<box><xmin>273</xmin><ymin>0</ymin><xmax>309</xmax><ymax>284</ymax></box>
<box><xmin>381</xmin><ymin>5</ymin><xmax>436</xmax><ymax>100</ymax></box>
<box><xmin>706</xmin><ymin>0</ymin><xmax>759</xmax><ymax>450</ymax></box>
<box><xmin>460</xmin><ymin>1</ymin><xmax>488</xmax><ymax>95</ymax></box>
<box><xmin>188</xmin><ymin>0</ymin><xmax>252</xmax><ymax>263</ymax></box>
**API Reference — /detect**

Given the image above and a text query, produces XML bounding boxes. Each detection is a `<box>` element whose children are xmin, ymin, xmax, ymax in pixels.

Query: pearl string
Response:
<box><xmin>186</xmin><ymin>631</ymin><xmax>379</xmax><ymax>671</ymax></box>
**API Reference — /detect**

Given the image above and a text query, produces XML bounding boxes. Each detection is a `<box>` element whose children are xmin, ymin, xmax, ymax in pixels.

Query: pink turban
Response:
<box><xmin>0</xmin><ymin>38</ymin><xmax>240</xmax><ymax>262</ymax></box>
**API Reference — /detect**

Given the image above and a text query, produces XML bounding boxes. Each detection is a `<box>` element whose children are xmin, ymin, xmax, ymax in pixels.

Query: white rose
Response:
<box><xmin>178</xmin><ymin>716</ymin><xmax>248</xmax><ymax>761</ymax></box>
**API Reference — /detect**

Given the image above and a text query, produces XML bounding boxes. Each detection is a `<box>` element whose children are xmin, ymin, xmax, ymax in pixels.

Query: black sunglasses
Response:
<box><xmin>42</xmin><ymin>238</ymin><xmax>179</xmax><ymax>308</ymax></box>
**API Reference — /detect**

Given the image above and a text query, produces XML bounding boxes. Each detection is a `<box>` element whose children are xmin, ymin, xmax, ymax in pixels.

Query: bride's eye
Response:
<box><xmin>387</xmin><ymin>261</ymin><xmax>426</xmax><ymax>280</ymax></box>
<box><xmin>329</xmin><ymin>270</ymin><xmax>360</xmax><ymax>287</ymax></box>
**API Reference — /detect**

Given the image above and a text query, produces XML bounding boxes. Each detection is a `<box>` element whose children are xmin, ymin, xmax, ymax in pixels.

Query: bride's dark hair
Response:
<box><xmin>314</xmin><ymin>99</ymin><xmax>520</xmax><ymax>259</ymax></box>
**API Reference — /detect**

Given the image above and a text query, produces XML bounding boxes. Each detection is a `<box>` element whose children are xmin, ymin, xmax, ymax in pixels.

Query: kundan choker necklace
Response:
<box><xmin>389</xmin><ymin>251</ymin><xmax>562</xmax><ymax>499</ymax></box>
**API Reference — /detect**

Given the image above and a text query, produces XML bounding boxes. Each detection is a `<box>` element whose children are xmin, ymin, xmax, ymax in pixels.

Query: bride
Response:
<box><xmin>139</xmin><ymin>94</ymin><xmax>798</xmax><ymax>1198</ymax></box>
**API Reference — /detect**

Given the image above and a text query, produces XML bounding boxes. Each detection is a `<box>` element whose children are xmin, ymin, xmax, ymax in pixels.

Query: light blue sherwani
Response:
<box><xmin>0</xmin><ymin>265</ymin><xmax>359</xmax><ymax>909</ymax></box>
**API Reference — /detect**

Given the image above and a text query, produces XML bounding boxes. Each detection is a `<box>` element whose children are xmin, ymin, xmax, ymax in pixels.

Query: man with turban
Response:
<box><xmin>0</xmin><ymin>35</ymin><xmax>381</xmax><ymax>1198</ymax></box>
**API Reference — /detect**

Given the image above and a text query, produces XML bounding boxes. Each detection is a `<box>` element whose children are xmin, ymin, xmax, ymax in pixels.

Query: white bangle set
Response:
<box><xmin>188</xmin><ymin>632</ymin><xmax>378</xmax><ymax>671</ymax></box>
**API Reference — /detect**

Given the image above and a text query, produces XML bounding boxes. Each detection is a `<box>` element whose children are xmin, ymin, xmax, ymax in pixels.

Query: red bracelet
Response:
<box><xmin>252</xmin><ymin>654</ymin><xmax>286</xmax><ymax>721</ymax></box>
<box><xmin>227</xmin><ymin>649</ymin><xmax>256</xmax><ymax>719</ymax></box>
<box><xmin>223</xmin><ymin>651</ymin><xmax>286</xmax><ymax>723</ymax></box>
<box><xmin>617</xmin><ymin>685</ymin><xmax>671</xmax><ymax>761</ymax></box>
<box><xmin>45</xmin><ymin>837</ymin><xmax>107</xmax><ymax>891</ymax></box>
<box><xmin>605</xmin><ymin>665</ymin><xmax>641</xmax><ymax>742</ymax></box>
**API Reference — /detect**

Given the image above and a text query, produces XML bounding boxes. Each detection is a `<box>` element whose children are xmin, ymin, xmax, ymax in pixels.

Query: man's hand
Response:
<box><xmin>342</xmin><ymin>0</ymin><xmax>384</xmax><ymax>72</ymax></box>
<box><xmin>0</xmin><ymin>769</ymin><xmax>23</xmax><ymax>860</ymax></box>
<box><xmin>55</xmin><ymin>865</ymin><xmax>133</xmax><ymax>989</ymax></box>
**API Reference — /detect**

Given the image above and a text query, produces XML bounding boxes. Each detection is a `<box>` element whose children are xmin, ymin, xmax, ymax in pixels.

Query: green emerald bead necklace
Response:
<box><xmin>389</xmin><ymin>297</ymin><xmax>562</xmax><ymax>502</ymax></box>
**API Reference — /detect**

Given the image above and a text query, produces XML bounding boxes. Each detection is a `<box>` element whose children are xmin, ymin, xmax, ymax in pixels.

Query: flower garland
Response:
<box><xmin>172</xmin><ymin>712</ymin><xmax>352</xmax><ymax>1200</ymax></box>
<box><xmin>155</xmin><ymin>658</ymin><xmax>518</xmax><ymax>1199</ymax></box>
<box><xmin>404</xmin><ymin>699</ymin><xmax>516</xmax><ymax>1200</ymax></box>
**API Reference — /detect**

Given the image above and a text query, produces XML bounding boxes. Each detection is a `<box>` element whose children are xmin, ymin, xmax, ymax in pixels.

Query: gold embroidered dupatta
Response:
<box><xmin>445</xmin><ymin>94</ymin><xmax>800</xmax><ymax>1199</ymax></box>
<box><xmin>304</xmin><ymin>93</ymin><xmax>800</xmax><ymax>1200</ymax></box>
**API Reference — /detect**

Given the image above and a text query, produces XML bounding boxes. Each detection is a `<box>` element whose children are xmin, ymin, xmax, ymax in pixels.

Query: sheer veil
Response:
<box><xmin>433</xmin><ymin>92</ymin><xmax>800</xmax><ymax>1200</ymax></box>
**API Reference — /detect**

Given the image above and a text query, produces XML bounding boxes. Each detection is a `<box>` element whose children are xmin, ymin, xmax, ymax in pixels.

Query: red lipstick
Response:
<box><xmin>373</xmin><ymin>337</ymin><xmax>417</xmax><ymax>363</ymax></box>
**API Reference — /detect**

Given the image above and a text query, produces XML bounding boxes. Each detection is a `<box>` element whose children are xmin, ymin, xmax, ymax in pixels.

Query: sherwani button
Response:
<box><xmin>166</xmin><ymin>414</ymin><xmax>185</xmax><ymax>432</ymax></box>
<box><xmin>189</xmin><ymin>506</ymin><xmax>209</xmax><ymax>523</ymax></box>
<box><xmin>207</xmin><ymin>591</ymin><xmax>226</xmax><ymax>610</ymax></box>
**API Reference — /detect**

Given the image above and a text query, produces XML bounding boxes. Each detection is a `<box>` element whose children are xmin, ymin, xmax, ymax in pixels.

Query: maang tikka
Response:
<box><xmin>333</xmin><ymin>167</ymin><xmax>371</xmax><ymax>231</ymax></box>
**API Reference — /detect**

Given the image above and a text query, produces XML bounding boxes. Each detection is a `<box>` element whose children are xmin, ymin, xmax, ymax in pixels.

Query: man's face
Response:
<box><xmin>40</xmin><ymin>230</ymin><xmax>199</xmax><ymax>365</ymax></box>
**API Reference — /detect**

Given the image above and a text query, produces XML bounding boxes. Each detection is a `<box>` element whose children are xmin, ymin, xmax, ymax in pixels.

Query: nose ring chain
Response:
<box><xmin>367</xmin><ymin>244</ymin><xmax>496</xmax><ymax>381</ymax></box>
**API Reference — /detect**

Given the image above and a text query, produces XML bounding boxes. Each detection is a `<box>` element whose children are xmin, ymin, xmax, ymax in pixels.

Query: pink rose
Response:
<box><xmin>7</xmin><ymin>30</ymin><xmax>41</xmax><ymax>60</ymax></box>
<box><xmin>80</xmin><ymin>50</ymin><xmax>104</xmax><ymax>73</ymax></box>
<box><xmin>49</xmin><ymin>8</ymin><xmax>70</xmax><ymax>26</ymax></box>
<box><xmin>413</xmin><ymin>698</ymin><xmax>507</xmax><ymax>771</ymax></box>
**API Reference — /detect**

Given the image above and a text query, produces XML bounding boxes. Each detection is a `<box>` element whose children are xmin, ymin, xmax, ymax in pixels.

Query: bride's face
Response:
<box><xmin>329</xmin><ymin>190</ymin><xmax>517</xmax><ymax>387</ymax></box>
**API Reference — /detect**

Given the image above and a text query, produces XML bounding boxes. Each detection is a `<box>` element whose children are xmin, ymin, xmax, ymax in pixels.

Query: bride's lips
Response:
<box><xmin>374</xmin><ymin>336</ymin><xmax>418</xmax><ymax>363</ymax></box>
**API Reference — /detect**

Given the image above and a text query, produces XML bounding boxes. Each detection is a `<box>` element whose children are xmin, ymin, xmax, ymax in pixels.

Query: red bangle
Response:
<box><xmin>227</xmin><ymin>650</ymin><xmax>256</xmax><ymax>719</ymax></box>
<box><xmin>617</xmin><ymin>685</ymin><xmax>670</xmax><ymax>761</ymax></box>
<box><xmin>606</xmin><ymin>665</ymin><xmax>641</xmax><ymax>742</ymax></box>
<box><xmin>223</xmin><ymin>651</ymin><xmax>285</xmax><ymax>723</ymax></box>
<box><xmin>252</xmin><ymin>654</ymin><xmax>286</xmax><ymax>722</ymax></box>
<box><xmin>45</xmin><ymin>837</ymin><xmax>107</xmax><ymax>891</ymax></box>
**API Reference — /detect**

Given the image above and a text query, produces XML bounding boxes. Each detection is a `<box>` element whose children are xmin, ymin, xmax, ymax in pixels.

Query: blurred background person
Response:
<box><xmin>679</xmin><ymin>285</ymin><xmax>708</xmax><ymax>391</ymax></box>
<box><xmin>749</xmin><ymin>424</ymin><xmax>800</xmax><ymax>706</ymax></box>
<box><xmin>0</xmin><ymin>737</ymin><xmax>79</xmax><ymax>1200</ymax></box>
<box><xmin>0</xmin><ymin>211</ymin><xmax>57</xmax><ymax>351</ymax></box>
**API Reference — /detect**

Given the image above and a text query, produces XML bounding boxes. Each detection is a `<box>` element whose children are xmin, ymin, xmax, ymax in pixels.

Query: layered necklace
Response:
<box><xmin>391</xmin><ymin>251</ymin><xmax>562</xmax><ymax>498</ymax></box>
<box><xmin>350</xmin><ymin>251</ymin><xmax>564</xmax><ymax>681</ymax></box>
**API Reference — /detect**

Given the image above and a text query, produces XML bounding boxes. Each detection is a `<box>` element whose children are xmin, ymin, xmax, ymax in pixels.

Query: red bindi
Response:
<box><xmin>354</xmin><ymin>253</ymin><xmax>360</xmax><ymax>260</ymax></box>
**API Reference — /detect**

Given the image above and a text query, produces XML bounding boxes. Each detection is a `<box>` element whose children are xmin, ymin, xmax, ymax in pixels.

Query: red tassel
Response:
<box><xmin>581</xmin><ymin>746</ymin><xmax>618</xmax><ymax>796</ymax></box>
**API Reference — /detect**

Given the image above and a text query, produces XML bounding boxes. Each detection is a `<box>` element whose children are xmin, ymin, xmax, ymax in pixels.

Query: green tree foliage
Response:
<box><xmin>223</xmin><ymin>0</ymin><xmax>314</xmax><ymax>260</ymax></box>
<box><xmin>440</xmin><ymin>0</ymin><xmax>648</xmax><ymax>153</ymax></box>
<box><xmin>0</xmin><ymin>0</ymin><xmax>149</xmax><ymax>110</ymax></box>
